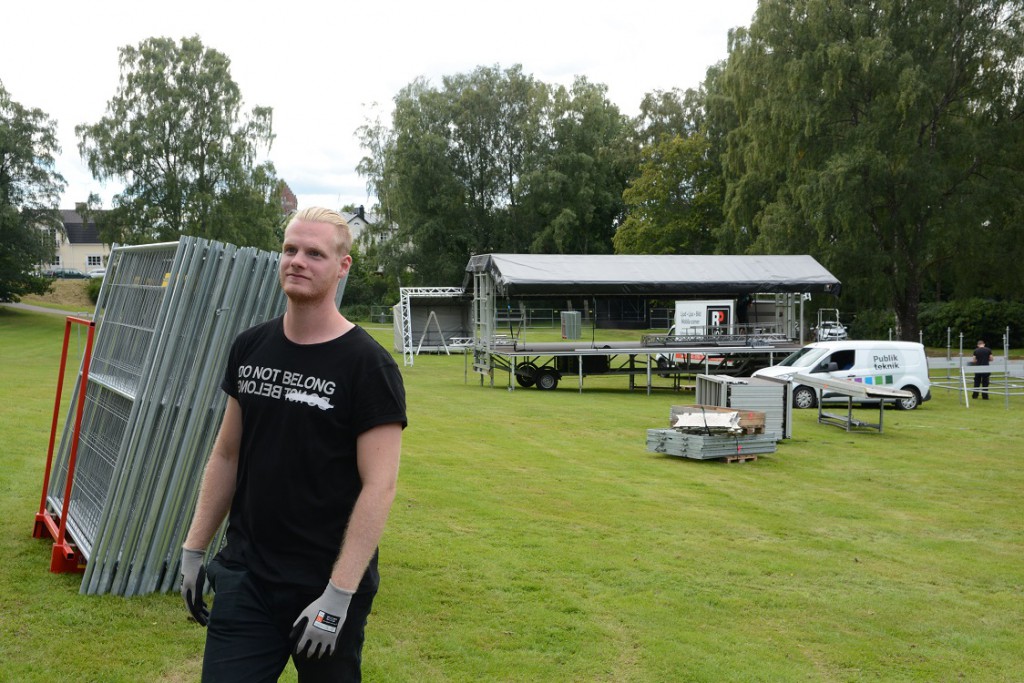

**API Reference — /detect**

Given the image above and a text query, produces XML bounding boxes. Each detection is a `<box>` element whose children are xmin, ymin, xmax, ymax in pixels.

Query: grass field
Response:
<box><xmin>1</xmin><ymin>306</ymin><xmax>1022</xmax><ymax>682</ymax></box>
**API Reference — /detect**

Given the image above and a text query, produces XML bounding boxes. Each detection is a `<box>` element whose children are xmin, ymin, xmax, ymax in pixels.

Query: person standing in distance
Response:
<box><xmin>179</xmin><ymin>207</ymin><xmax>407</xmax><ymax>682</ymax></box>
<box><xmin>971</xmin><ymin>339</ymin><xmax>993</xmax><ymax>400</ymax></box>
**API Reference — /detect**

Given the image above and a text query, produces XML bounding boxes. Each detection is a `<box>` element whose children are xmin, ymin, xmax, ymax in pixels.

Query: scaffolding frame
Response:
<box><xmin>398</xmin><ymin>286</ymin><xmax>464</xmax><ymax>366</ymax></box>
<box><xmin>471</xmin><ymin>272</ymin><xmax>500</xmax><ymax>384</ymax></box>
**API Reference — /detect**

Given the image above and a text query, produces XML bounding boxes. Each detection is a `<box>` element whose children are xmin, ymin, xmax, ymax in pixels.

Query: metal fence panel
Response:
<box><xmin>41</xmin><ymin>236</ymin><xmax>345</xmax><ymax>596</ymax></box>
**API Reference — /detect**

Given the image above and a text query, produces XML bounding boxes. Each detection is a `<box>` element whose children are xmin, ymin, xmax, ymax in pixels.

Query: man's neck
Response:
<box><xmin>283</xmin><ymin>300</ymin><xmax>353</xmax><ymax>345</ymax></box>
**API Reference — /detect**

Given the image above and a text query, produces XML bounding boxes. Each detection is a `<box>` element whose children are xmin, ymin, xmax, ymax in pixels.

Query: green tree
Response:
<box><xmin>358</xmin><ymin>66</ymin><xmax>634</xmax><ymax>285</ymax></box>
<box><xmin>527</xmin><ymin>77</ymin><xmax>633</xmax><ymax>254</ymax></box>
<box><xmin>614</xmin><ymin>133</ymin><xmax>721</xmax><ymax>254</ymax></box>
<box><xmin>355</xmin><ymin>110</ymin><xmax>408</xmax><ymax>291</ymax></box>
<box><xmin>0</xmin><ymin>81</ymin><xmax>65</xmax><ymax>301</ymax></box>
<box><xmin>614</xmin><ymin>82</ymin><xmax>726</xmax><ymax>255</ymax></box>
<box><xmin>359</xmin><ymin>66</ymin><xmax>547</xmax><ymax>285</ymax></box>
<box><xmin>390</xmin><ymin>77</ymin><xmax>474</xmax><ymax>286</ymax></box>
<box><xmin>721</xmin><ymin>0</ymin><xmax>1024</xmax><ymax>339</ymax></box>
<box><xmin>339</xmin><ymin>242</ymin><xmax>393</xmax><ymax>310</ymax></box>
<box><xmin>76</xmin><ymin>36</ymin><xmax>281</xmax><ymax>250</ymax></box>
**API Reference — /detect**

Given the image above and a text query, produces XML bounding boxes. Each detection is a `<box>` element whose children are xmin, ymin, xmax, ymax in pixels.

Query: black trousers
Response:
<box><xmin>201</xmin><ymin>556</ymin><xmax>376</xmax><ymax>683</ymax></box>
<box><xmin>973</xmin><ymin>372</ymin><xmax>990</xmax><ymax>396</ymax></box>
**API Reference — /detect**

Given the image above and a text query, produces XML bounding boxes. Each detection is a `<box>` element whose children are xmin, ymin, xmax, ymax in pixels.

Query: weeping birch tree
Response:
<box><xmin>76</xmin><ymin>36</ymin><xmax>282</xmax><ymax>249</ymax></box>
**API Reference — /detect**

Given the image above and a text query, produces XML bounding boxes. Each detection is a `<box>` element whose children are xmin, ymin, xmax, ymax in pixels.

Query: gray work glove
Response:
<box><xmin>290</xmin><ymin>582</ymin><xmax>354</xmax><ymax>659</ymax></box>
<box><xmin>180</xmin><ymin>547</ymin><xmax>209</xmax><ymax>626</ymax></box>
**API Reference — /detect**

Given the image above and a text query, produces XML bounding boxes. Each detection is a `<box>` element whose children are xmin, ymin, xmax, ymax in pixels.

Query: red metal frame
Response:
<box><xmin>33</xmin><ymin>316</ymin><xmax>95</xmax><ymax>573</ymax></box>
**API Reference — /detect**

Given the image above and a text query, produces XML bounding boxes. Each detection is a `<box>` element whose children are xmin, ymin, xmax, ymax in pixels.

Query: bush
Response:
<box><xmin>86</xmin><ymin>277</ymin><xmax>103</xmax><ymax>304</ymax></box>
<box><xmin>919</xmin><ymin>299</ymin><xmax>1024</xmax><ymax>348</ymax></box>
<box><xmin>341</xmin><ymin>304</ymin><xmax>373</xmax><ymax>322</ymax></box>
<box><xmin>848</xmin><ymin>308</ymin><xmax>896</xmax><ymax>340</ymax></box>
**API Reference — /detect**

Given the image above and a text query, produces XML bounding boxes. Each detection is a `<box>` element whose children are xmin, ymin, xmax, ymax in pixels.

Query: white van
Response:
<box><xmin>753</xmin><ymin>340</ymin><xmax>931</xmax><ymax>410</ymax></box>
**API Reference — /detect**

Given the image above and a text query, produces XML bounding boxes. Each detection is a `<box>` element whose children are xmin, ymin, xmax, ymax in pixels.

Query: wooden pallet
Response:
<box><xmin>722</xmin><ymin>453</ymin><xmax>758</xmax><ymax>464</ymax></box>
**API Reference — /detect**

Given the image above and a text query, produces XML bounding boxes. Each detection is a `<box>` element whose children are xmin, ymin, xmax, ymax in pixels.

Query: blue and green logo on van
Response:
<box><xmin>854</xmin><ymin>375</ymin><xmax>894</xmax><ymax>385</ymax></box>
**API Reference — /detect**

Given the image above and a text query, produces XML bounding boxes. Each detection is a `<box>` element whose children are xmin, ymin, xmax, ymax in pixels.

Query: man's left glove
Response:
<box><xmin>180</xmin><ymin>547</ymin><xmax>209</xmax><ymax>626</ymax></box>
<box><xmin>290</xmin><ymin>582</ymin><xmax>354</xmax><ymax>659</ymax></box>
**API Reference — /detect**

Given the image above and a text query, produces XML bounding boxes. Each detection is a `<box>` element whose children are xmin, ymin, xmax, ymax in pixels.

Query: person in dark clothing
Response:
<box><xmin>179</xmin><ymin>207</ymin><xmax>407</xmax><ymax>682</ymax></box>
<box><xmin>971</xmin><ymin>339</ymin><xmax>993</xmax><ymax>399</ymax></box>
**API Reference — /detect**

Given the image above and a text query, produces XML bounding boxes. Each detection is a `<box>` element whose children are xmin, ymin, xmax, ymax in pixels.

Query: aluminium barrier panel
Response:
<box><xmin>41</xmin><ymin>237</ymin><xmax>348</xmax><ymax>596</ymax></box>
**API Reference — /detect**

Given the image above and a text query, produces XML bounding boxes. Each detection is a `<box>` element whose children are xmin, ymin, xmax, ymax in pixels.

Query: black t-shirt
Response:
<box><xmin>218</xmin><ymin>317</ymin><xmax>407</xmax><ymax>590</ymax></box>
<box><xmin>973</xmin><ymin>346</ymin><xmax>992</xmax><ymax>366</ymax></box>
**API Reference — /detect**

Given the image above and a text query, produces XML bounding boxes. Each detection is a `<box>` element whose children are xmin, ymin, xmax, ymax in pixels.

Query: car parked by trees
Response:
<box><xmin>42</xmin><ymin>267</ymin><xmax>89</xmax><ymax>279</ymax></box>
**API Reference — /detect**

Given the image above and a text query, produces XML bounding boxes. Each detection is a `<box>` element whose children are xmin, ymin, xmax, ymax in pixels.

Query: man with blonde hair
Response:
<box><xmin>290</xmin><ymin>206</ymin><xmax>353</xmax><ymax>256</ymax></box>
<box><xmin>180</xmin><ymin>207</ymin><xmax>406</xmax><ymax>681</ymax></box>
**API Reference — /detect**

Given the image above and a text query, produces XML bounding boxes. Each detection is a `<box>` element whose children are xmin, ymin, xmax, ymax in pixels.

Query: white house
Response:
<box><xmin>49</xmin><ymin>210</ymin><xmax>111</xmax><ymax>272</ymax></box>
<box><xmin>341</xmin><ymin>205</ymin><xmax>373</xmax><ymax>244</ymax></box>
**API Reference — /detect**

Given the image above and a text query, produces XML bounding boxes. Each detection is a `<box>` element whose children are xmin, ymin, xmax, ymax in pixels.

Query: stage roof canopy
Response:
<box><xmin>465</xmin><ymin>254</ymin><xmax>841</xmax><ymax>297</ymax></box>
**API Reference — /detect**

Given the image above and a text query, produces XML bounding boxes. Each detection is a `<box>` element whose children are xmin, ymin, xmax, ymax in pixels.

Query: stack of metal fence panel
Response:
<box><xmin>646</xmin><ymin>403</ymin><xmax>778</xmax><ymax>460</ymax></box>
<box><xmin>646</xmin><ymin>429</ymin><xmax>778</xmax><ymax>459</ymax></box>
<box><xmin>695</xmin><ymin>374</ymin><xmax>792</xmax><ymax>439</ymax></box>
<box><xmin>43</xmin><ymin>237</ymin><xmax>347</xmax><ymax>596</ymax></box>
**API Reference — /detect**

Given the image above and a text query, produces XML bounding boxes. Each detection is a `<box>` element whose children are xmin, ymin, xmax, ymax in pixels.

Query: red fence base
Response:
<box><xmin>34</xmin><ymin>511</ymin><xmax>86</xmax><ymax>573</ymax></box>
<box><xmin>33</xmin><ymin>316</ymin><xmax>94</xmax><ymax>575</ymax></box>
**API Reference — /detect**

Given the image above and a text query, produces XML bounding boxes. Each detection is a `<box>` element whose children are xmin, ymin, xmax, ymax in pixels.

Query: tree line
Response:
<box><xmin>359</xmin><ymin>0</ymin><xmax>1024</xmax><ymax>340</ymax></box>
<box><xmin>4</xmin><ymin>1</ymin><xmax>1023</xmax><ymax>341</ymax></box>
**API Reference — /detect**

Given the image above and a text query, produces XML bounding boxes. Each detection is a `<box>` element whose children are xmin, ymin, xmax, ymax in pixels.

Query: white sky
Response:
<box><xmin>3</xmin><ymin>0</ymin><xmax>758</xmax><ymax>211</ymax></box>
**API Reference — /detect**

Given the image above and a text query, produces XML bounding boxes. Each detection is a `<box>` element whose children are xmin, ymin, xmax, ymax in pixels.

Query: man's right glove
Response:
<box><xmin>180</xmin><ymin>548</ymin><xmax>209</xmax><ymax>626</ymax></box>
<box><xmin>290</xmin><ymin>582</ymin><xmax>354</xmax><ymax>659</ymax></box>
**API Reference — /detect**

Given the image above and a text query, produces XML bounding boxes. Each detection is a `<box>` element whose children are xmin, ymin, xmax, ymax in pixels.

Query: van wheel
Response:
<box><xmin>535</xmin><ymin>368</ymin><xmax>559</xmax><ymax>391</ymax></box>
<box><xmin>895</xmin><ymin>386</ymin><xmax>921</xmax><ymax>410</ymax></box>
<box><xmin>793</xmin><ymin>385</ymin><xmax>817</xmax><ymax>409</ymax></box>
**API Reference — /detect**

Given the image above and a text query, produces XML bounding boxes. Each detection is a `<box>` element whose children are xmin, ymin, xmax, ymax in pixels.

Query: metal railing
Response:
<box><xmin>642</xmin><ymin>323</ymin><xmax>789</xmax><ymax>348</ymax></box>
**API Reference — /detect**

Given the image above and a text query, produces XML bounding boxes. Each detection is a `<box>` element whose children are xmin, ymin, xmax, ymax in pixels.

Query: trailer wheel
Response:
<box><xmin>895</xmin><ymin>386</ymin><xmax>921</xmax><ymax>411</ymax></box>
<box><xmin>515</xmin><ymin>362</ymin><xmax>538</xmax><ymax>388</ymax></box>
<box><xmin>535</xmin><ymin>368</ymin><xmax>559</xmax><ymax>391</ymax></box>
<box><xmin>793</xmin><ymin>385</ymin><xmax>817</xmax><ymax>409</ymax></box>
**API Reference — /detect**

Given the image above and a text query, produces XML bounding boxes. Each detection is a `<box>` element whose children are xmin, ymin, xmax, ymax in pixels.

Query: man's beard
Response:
<box><xmin>280</xmin><ymin>272</ymin><xmax>335</xmax><ymax>304</ymax></box>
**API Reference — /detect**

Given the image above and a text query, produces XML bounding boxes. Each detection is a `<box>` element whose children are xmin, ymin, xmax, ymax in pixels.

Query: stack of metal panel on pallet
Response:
<box><xmin>646</xmin><ymin>404</ymin><xmax>779</xmax><ymax>461</ymax></box>
<box><xmin>646</xmin><ymin>429</ymin><xmax>779</xmax><ymax>460</ymax></box>
<box><xmin>43</xmin><ymin>237</ymin><xmax>346</xmax><ymax>596</ymax></box>
<box><xmin>695</xmin><ymin>374</ymin><xmax>792</xmax><ymax>439</ymax></box>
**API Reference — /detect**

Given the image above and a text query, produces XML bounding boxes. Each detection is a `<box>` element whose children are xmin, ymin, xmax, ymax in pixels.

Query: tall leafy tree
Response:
<box><xmin>443</xmin><ymin>66</ymin><xmax>549</xmax><ymax>254</ymax></box>
<box><xmin>527</xmin><ymin>77</ymin><xmax>633</xmax><ymax>254</ymax></box>
<box><xmin>76</xmin><ymin>36</ymin><xmax>281</xmax><ymax>250</ymax></box>
<box><xmin>377</xmin><ymin>77</ymin><xmax>476</xmax><ymax>286</ymax></box>
<box><xmin>358</xmin><ymin>66</ymin><xmax>634</xmax><ymax>286</ymax></box>
<box><xmin>614</xmin><ymin>81</ymin><xmax>727</xmax><ymax>255</ymax></box>
<box><xmin>0</xmin><ymin>81</ymin><xmax>65</xmax><ymax>301</ymax></box>
<box><xmin>721</xmin><ymin>0</ymin><xmax>1024</xmax><ymax>339</ymax></box>
<box><xmin>614</xmin><ymin>133</ymin><xmax>721</xmax><ymax>255</ymax></box>
<box><xmin>355</xmin><ymin>110</ymin><xmax>409</xmax><ymax>294</ymax></box>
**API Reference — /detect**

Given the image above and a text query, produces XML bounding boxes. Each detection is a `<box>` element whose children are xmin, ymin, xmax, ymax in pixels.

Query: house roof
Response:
<box><xmin>464</xmin><ymin>253</ymin><xmax>841</xmax><ymax>297</ymax></box>
<box><xmin>60</xmin><ymin>210</ymin><xmax>102</xmax><ymax>244</ymax></box>
<box><xmin>341</xmin><ymin>209</ymin><xmax>380</xmax><ymax>226</ymax></box>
